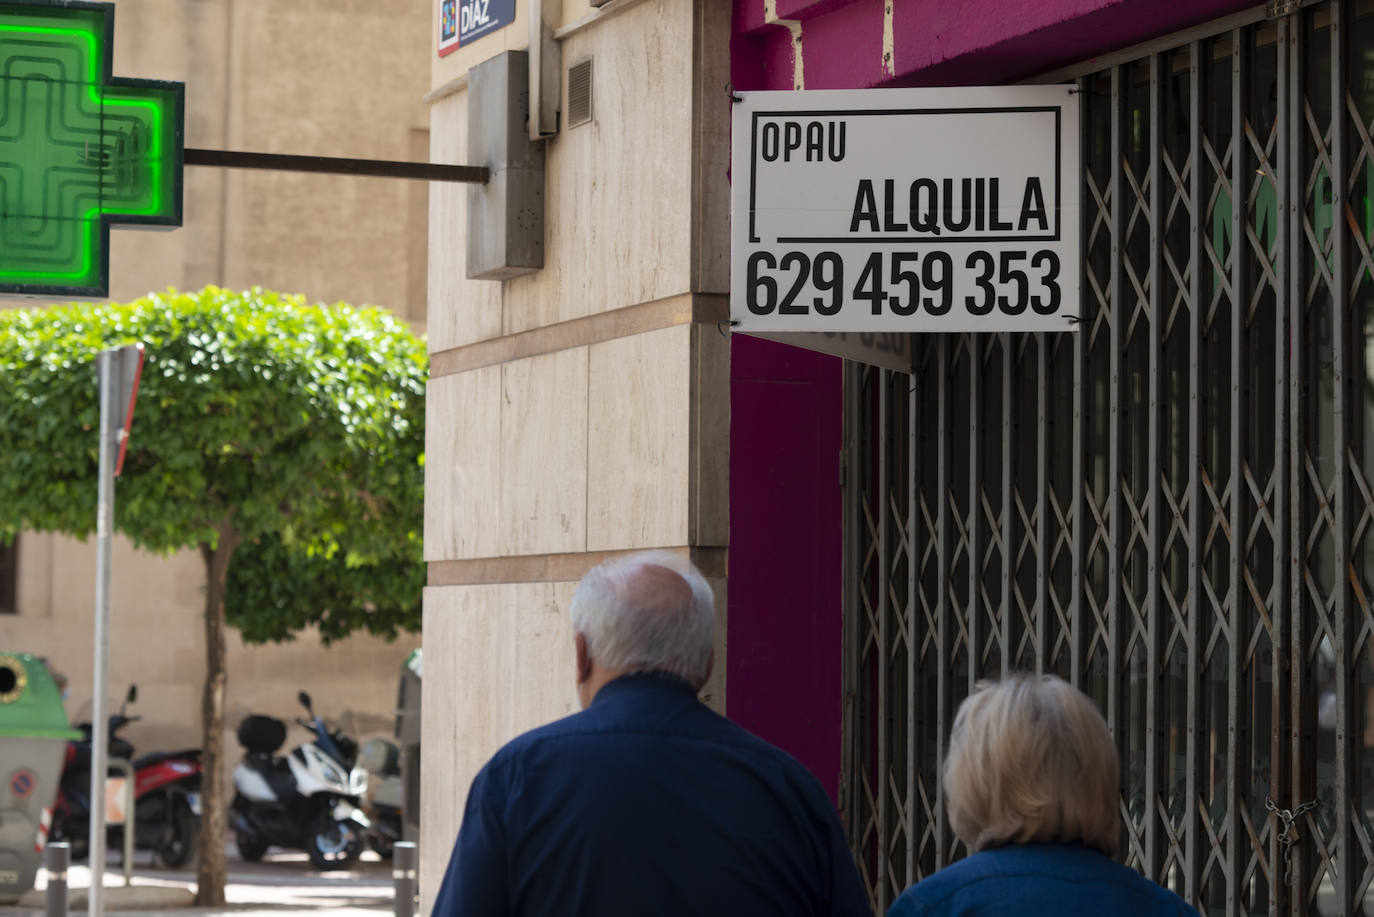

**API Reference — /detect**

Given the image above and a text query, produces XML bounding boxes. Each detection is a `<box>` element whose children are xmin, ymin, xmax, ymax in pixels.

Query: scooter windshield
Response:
<box><xmin>313</xmin><ymin>719</ymin><xmax>345</xmax><ymax>765</ymax></box>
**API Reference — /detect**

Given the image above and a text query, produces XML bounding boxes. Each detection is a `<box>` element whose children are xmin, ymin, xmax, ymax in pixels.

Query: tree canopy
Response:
<box><xmin>226</xmin><ymin>531</ymin><xmax>423</xmax><ymax>644</ymax></box>
<box><xmin>0</xmin><ymin>286</ymin><xmax>426</xmax><ymax>580</ymax></box>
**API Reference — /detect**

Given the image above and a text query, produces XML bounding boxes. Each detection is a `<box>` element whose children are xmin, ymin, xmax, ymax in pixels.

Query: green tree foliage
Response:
<box><xmin>0</xmin><ymin>286</ymin><xmax>425</xmax><ymax>902</ymax></box>
<box><xmin>227</xmin><ymin>531</ymin><xmax>424</xmax><ymax>645</ymax></box>
<box><xmin>0</xmin><ymin>286</ymin><xmax>426</xmax><ymax>562</ymax></box>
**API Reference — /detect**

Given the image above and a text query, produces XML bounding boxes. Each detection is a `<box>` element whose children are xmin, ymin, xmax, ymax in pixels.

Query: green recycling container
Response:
<box><xmin>0</xmin><ymin>653</ymin><xmax>79</xmax><ymax>903</ymax></box>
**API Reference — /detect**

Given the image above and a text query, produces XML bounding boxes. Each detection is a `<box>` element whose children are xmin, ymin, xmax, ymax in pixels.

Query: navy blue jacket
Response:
<box><xmin>432</xmin><ymin>673</ymin><xmax>872</xmax><ymax>917</ymax></box>
<box><xmin>886</xmin><ymin>843</ymin><xmax>1201</xmax><ymax>917</ymax></box>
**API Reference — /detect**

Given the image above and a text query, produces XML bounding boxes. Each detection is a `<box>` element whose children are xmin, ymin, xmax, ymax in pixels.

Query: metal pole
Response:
<box><xmin>89</xmin><ymin>351</ymin><xmax>115</xmax><ymax>917</ymax></box>
<box><xmin>393</xmin><ymin>842</ymin><xmax>417</xmax><ymax>917</ymax></box>
<box><xmin>46</xmin><ymin>842</ymin><xmax>69</xmax><ymax>917</ymax></box>
<box><xmin>123</xmin><ymin>774</ymin><xmax>133</xmax><ymax>886</ymax></box>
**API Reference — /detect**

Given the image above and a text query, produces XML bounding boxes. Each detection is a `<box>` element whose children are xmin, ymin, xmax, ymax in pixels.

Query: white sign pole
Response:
<box><xmin>89</xmin><ymin>351</ymin><xmax>115</xmax><ymax>917</ymax></box>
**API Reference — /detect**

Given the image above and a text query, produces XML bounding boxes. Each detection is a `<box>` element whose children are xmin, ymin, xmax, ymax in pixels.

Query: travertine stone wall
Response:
<box><xmin>424</xmin><ymin>325</ymin><xmax>693</xmax><ymax>561</ymax></box>
<box><xmin>420</xmin><ymin>0</ymin><xmax>732</xmax><ymax>904</ymax></box>
<box><xmin>419</xmin><ymin>583</ymin><xmax>577</xmax><ymax>863</ymax></box>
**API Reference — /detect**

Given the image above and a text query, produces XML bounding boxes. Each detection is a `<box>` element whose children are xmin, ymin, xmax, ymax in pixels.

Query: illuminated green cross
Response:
<box><xmin>0</xmin><ymin>0</ymin><xmax>183</xmax><ymax>298</ymax></box>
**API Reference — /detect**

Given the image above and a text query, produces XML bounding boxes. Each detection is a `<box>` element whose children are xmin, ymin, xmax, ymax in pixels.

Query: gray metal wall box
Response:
<box><xmin>466</xmin><ymin>51</ymin><xmax>545</xmax><ymax>280</ymax></box>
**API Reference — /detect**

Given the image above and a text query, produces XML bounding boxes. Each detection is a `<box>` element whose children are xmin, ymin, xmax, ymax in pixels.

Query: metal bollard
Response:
<box><xmin>393</xmin><ymin>842</ymin><xmax>417</xmax><ymax>917</ymax></box>
<box><xmin>45</xmin><ymin>842</ymin><xmax>69</xmax><ymax>917</ymax></box>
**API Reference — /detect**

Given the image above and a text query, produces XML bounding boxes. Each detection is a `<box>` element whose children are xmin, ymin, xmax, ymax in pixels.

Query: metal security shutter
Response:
<box><xmin>842</xmin><ymin>3</ymin><xmax>1374</xmax><ymax>915</ymax></box>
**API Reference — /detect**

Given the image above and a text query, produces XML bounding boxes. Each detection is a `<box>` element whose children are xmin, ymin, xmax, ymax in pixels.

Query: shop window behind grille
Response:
<box><xmin>841</xmin><ymin>3</ymin><xmax>1374</xmax><ymax>915</ymax></box>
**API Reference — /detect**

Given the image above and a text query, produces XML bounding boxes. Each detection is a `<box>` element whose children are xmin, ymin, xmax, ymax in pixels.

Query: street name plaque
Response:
<box><xmin>0</xmin><ymin>0</ymin><xmax>184</xmax><ymax>298</ymax></box>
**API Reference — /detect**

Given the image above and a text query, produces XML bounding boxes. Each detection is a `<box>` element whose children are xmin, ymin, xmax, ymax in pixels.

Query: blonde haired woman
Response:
<box><xmin>887</xmin><ymin>674</ymin><xmax>1199</xmax><ymax>916</ymax></box>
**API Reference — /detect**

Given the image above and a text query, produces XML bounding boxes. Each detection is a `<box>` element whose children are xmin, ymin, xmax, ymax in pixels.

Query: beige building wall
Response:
<box><xmin>420</xmin><ymin>0</ymin><xmax>731</xmax><ymax>905</ymax></box>
<box><xmin>103</xmin><ymin>0</ymin><xmax>433</xmax><ymax>317</ymax></box>
<box><xmin>0</xmin><ymin>534</ymin><xmax>419</xmax><ymax>771</ymax></box>
<box><xmin>2</xmin><ymin>0</ymin><xmax>431</xmax><ymax>791</ymax></box>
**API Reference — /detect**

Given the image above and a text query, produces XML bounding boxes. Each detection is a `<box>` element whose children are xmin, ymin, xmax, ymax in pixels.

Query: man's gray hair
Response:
<box><xmin>569</xmin><ymin>551</ymin><xmax>715</xmax><ymax>688</ymax></box>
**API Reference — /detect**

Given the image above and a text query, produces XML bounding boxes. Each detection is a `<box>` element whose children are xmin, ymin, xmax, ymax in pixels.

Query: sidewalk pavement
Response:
<box><xmin>1</xmin><ymin>848</ymin><xmax>393</xmax><ymax>917</ymax></box>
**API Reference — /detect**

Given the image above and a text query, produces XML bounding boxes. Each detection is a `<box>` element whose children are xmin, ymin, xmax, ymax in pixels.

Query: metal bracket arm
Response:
<box><xmin>185</xmin><ymin>148</ymin><xmax>489</xmax><ymax>184</ymax></box>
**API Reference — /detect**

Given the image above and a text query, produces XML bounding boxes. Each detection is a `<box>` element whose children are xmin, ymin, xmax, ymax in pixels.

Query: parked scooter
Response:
<box><xmin>230</xmin><ymin>691</ymin><xmax>370</xmax><ymax>870</ymax></box>
<box><xmin>50</xmin><ymin>685</ymin><xmax>203</xmax><ymax>868</ymax></box>
<box><xmin>357</xmin><ymin>738</ymin><xmax>403</xmax><ymax>858</ymax></box>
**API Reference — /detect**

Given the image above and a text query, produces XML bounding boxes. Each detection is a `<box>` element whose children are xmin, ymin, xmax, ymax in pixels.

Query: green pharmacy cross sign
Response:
<box><xmin>0</xmin><ymin>0</ymin><xmax>183</xmax><ymax>298</ymax></box>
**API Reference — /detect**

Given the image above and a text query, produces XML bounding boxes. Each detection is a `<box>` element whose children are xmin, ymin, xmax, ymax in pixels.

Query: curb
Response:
<box><xmin>17</xmin><ymin>885</ymin><xmax>196</xmax><ymax>911</ymax></box>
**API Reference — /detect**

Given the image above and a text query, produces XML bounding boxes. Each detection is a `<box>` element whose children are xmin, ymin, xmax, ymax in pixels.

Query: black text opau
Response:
<box><xmin>759</xmin><ymin>120</ymin><xmax>846</xmax><ymax>162</ymax></box>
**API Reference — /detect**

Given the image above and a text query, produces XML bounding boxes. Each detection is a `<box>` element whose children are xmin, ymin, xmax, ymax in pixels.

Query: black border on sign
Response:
<box><xmin>749</xmin><ymin>112</ymin><xmax>761</xmax><ymax>243</ymax></box>
<box><xmin>748</xmin><ymin>105</ymin><xmax>1064</xmax><ymax>246</ymax></box>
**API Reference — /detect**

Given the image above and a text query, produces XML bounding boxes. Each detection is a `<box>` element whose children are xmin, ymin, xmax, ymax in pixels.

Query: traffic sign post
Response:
<box><xmin>88</xmin><ymin>344</ymin><xmax>142</xmax><ymax>917</ymax></box>
<box><xmin>731</xmin><ymin>85</ymin><xmax>1081</xmax><ymax>334</ymax></box>
<box><xmin>109</xmin><ymin>345</ymin><xmax>144</xmax><ymax>477</ymax></box>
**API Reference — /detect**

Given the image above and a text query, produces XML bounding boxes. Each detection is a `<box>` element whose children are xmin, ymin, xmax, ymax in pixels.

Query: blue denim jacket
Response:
<box><xmin>887</xmin><ymin>842</ymin><xmax>1202</xmax><ymax>917</ymax></box>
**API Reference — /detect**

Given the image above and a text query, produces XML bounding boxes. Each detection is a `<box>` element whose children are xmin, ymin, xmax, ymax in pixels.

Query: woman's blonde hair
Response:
<box><xmin>944</xmin><ymin>673</ymin><xmax>1120</xmax><ymax>857</ymax></box>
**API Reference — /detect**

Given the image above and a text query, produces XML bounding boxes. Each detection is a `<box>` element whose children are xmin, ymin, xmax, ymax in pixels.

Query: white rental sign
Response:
<box><xmin>731</xmin><ymin>86</ymin><xmax>1080</xmax><ymax>333</ymax></box>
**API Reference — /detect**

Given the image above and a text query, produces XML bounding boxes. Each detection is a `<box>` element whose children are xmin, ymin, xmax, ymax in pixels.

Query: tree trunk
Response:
<box><xmin>194</xmin><ymin>523</ymin><xmax>240</xmax><ymax>906</ymax></box>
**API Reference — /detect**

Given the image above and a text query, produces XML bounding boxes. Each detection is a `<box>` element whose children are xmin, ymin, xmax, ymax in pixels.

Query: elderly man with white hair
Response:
<box><xmin>431</xmin><ymin>551</ymin><xmax>871</xmax><ymax>917</ymax></box>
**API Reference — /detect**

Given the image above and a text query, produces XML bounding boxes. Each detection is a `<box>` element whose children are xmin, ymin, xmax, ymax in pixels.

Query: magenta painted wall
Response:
<box><xmin>727</xmin><ymin>334</ymin><xmax>844</xmax><ymax>800</ymax></box>
<box><xmin>733</xmin><ymin>0</ymin><xmax>1257</xmax><ymax>91</ymax></box>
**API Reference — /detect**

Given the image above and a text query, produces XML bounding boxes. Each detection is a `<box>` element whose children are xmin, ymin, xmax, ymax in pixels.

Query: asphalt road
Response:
<box><xmin>0</xmin><ymin>847</ymin><xmax>395</xmax><ymax>917</ymax></box>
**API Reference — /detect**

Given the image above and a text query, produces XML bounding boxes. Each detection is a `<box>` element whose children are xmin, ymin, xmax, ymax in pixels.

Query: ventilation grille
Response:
<box><xmin>567</xmin><ymin>58</ymin><xmax>593</xmax><ymax>128</ymax></box>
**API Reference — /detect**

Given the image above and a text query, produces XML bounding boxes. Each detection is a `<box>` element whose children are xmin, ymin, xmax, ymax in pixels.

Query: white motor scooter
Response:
<box><xmin>229</xmin><ymin>691</ymin><xmax>370</xmax><ymax>869</ymax></box>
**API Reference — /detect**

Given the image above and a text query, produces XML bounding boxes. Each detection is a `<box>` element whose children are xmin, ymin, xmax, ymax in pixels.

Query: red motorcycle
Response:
<box><xmin>49</xmin><ymin>685</ymin><xmax>202</xmax><ymax>868</ymax></box>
